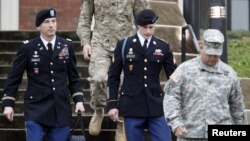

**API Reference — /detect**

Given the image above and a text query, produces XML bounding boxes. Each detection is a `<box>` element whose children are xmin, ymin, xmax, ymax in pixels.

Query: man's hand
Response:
<box><xmin>108</xmin><ymin>108</ymin><xmax>119</xmax><ymax>122</ymax></box>
<box><xmin>3</xmin><ymin>107</ymin><xmax>14</xmax><ymax>122</ymax></box>
<box><xmin>82</xmin><ymin>44</ymin><xmax>92</xmax><ymax>60</ymax></box>
<box><xmin>174</xmin><ymin>126</ymin><xmax>187</xmax><ymax>137</ymax></box>
<box><xmin>75</xmin><ymin>102</ymin><xmax>85</xmax><ymax>113</ymax></box>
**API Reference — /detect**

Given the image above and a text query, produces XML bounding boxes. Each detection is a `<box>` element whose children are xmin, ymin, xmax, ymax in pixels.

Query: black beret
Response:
<box><xmin>136</xmin><ymin>9</ymin><xmax>158</xmax><ymax>26</ymax></box>
<box><xmin>36</xmin><ymin>8</ymin><xmax>56</xmax><ymax>27</ymax></box>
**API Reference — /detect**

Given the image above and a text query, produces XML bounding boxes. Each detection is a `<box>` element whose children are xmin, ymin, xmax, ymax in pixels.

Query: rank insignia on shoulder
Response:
<box><xmin>66</xmin><ymin>38</ymin><xmax>72</xmax><ymax>42</ymax></box>
<box><xmin>23</xmin><ymin>40</ymin><xmax>29</xmax><ymax>44</ymax></box>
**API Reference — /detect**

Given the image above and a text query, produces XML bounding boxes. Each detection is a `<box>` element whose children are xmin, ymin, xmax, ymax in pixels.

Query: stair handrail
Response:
<box><xmin>181</xmin><ymin>24</ymin><xmax>199</xmax><ymax>62</ymax></box>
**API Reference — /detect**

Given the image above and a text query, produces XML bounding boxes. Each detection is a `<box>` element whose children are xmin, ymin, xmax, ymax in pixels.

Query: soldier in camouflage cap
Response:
<box><xmin>76</xmin><ymin>0</ymin><xmax>148</xmax><ymax>140</ymax></box>
<box><xmin>163</xmin><ymin>29</ymin><xmax>247</xmax><ymax>141</ymax></box>
<box><xmin>203</xmin><ymin>29</ymin><xmax>224</xmax><ymax>56</ymax></box>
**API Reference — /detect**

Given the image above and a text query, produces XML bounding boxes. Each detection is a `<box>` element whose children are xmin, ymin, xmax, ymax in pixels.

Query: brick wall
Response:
<box><xmin>19</xmin><ymin>0</ymin><xmax>82</xmax><ymax>31</ymax></box>
<box><xmin>19</xmin><ymin>0</ymin><xmax>177</xmax><ymax>31</ymax></box>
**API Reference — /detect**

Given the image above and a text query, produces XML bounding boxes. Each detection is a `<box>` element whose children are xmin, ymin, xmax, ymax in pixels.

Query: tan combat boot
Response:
<box><xmin>115</xmin><ymin>117</ymin><xmax>127</xmax><ymax>141</ymax></box>
<box><xmin>89</xmin><ymin>108</ymin><xmax>104</xmax><ymax>136</ymax></box>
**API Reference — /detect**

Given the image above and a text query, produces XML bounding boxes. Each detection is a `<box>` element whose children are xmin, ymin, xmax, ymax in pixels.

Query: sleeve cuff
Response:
<box><xmin>2</xmin><ymin>99</ymin><xmax>15</xmax><ymax>110</ymax></box>
<box><xmin>72</xmin><ymin>92</ymin><xmax>84</xmax><ymax>103</ymax></box>
<box><xmin>107</xmin><ymin>100</ymin><xmax>118</xmax><ymax>111</ymax></box>
<box><xmin>169</xmin><ymin>117</ymin><xmax>185</xmax><ymax>132</ymax></box>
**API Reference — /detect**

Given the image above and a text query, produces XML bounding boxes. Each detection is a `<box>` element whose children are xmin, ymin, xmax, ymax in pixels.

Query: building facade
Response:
<box><xmin>0</xmin><ymin>0</ymin><xmax>82</xmax><ymax>31</ymax></box>
<box><xmin>0</xmin><ymin>0</ymin><xmax>249</xmax><ymax>31</ymax></box>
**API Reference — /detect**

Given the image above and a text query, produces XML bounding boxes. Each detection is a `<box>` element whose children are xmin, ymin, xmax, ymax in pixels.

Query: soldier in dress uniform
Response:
<box><xmin>163</xmin><ymin>29</ymin><xmax>247</xmax><ymax>141</ymax></box>
<box><xmin>76</xmin><ymin>0</ymin><xmax>148</xmax><ymax>139</ymax></box>
<box><xmin>107</xmin><ymin>9</ymin><xmax>177</xmax><ymax>141</ymax></box>
<box><xmin>1</xmin><ymin>8</ymin><xmax>85</xmax><ymax>141</ymax></box>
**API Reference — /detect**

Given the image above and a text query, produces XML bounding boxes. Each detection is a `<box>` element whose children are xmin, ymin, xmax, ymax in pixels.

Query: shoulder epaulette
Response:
<box><xmin>23</xmin><ymin>40</ymin><xmax>29</xmax><ymax>44</ymax></box>
<box><xmin>66</xmin><ymin>38</ymin><xmax>72</xmax><ymax>42</ymax></box>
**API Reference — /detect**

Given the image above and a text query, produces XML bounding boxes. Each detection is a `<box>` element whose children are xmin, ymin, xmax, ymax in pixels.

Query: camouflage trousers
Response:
<box><xmin>88</xmin><ymin>45</ymin><xmax>124</xmax><ymax>109</ymax></box>
<box><xmin>177</xmin><ymin>137</ymin><xmax>207</xmax><ymax>141</ymax></box>
<box><xmin>88</xmin><ymin>45</ymin><xmax>113</xmax><ymax>109</ymax></box>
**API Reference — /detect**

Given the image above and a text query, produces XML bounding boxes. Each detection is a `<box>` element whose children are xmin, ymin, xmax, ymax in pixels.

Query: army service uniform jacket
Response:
<box><xmin>2</xmin><ymin>36</ymin><xmax>84</xmax><ymax>126</ymax></box>
<box><xmin>107</xmin><ymin>34</ymin><xmax>177</xmax><ymax>117</ymax></box>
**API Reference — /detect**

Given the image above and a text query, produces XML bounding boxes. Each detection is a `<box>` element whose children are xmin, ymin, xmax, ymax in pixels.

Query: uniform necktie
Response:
<box><xmin>47</xmin><ymin>42</ymin><xmax>53</xmax><ymax>57</ymax></box>
<box><xmin>143</xmin><ymin>39</ymin><xmax>148</xmax><ymax>50</ymax></box>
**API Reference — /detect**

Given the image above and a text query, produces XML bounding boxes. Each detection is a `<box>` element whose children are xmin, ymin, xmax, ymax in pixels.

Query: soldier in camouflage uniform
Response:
<box><xmin>76</xmin><ymin>0</ymin><xmax>148</xmax><ymax>139</ymax></box>
<box><xmin>163</xmin><ymin>29</ymin><xmax>247</xmax><ymax>141</ymax></box>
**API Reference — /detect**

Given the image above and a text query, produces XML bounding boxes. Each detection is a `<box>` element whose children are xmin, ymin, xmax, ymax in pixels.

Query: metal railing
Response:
<box><xmin>181</xmin><ymin>24</ymin><xmax>199</xmax><ymax>62</ymax></box>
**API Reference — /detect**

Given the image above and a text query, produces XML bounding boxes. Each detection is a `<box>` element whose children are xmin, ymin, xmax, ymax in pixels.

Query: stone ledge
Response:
<box><xmin>240</xmin><ymin>77</ymin><xmax>250</xmax><ymax>109</ymax></box>
<box><xmin>245</xmin><ymin>109</ymin><xmax>250</xmax><ymax>124</ymax></box>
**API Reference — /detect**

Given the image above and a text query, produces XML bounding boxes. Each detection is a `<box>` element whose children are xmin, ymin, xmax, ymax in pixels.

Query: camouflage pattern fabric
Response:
<box><xmin>76</xmin><ymin>0</ymin><xmax>147</xmax><ymax>109</ymax></box>
<box><xmin>163</xmin><ymin>56</ymin><xmax>247</xmax><ymax>139</ymax></box>
<box><xmin>88</xmin><ymin>45</ymin><xmax>111</xmax><ymax>108</ymax></box>
<box><xmin>77</xmin><ymin>0</ymin><xmax>148</xmax><ymax>51</ymax></box>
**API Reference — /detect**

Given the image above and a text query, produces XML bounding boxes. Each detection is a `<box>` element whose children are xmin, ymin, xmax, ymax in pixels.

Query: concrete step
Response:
<box><xmin>246</xmin><ymin>109</ymin><xmax>250</xmax><ymax>123</ymax></box>
<box><xmin>0</xmin><ymin>64</ymin><xmax>89</xmax><ymax>77</ymax></box>
<box><xmin>239</xmin><ymin>78</ymin><xmax>250</xmax><ymax>110</ymax></box>
<box><xmin>0</xmin><ymin>40</ymin><xmax>83</xmax><ymax>53</ymax></box>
